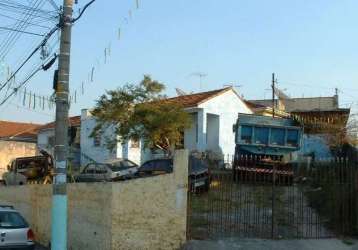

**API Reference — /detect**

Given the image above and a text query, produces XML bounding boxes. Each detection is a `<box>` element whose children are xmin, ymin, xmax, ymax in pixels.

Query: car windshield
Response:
<box><xmin>108</xmin><ymin>160</ymin><xmax>137</xmax><ymax>171</ymax></box>
<box><xmin>0</xmin><ymin>211</ymin><xmax>28</xmax><ymax>229</ymax></box>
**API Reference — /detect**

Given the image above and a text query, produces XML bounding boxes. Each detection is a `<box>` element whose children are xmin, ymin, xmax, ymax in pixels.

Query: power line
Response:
<box><xmin>0</xmin><ymin>53</ymin><xmax>57</xmax><ymax>106</ymax></box>
<box><xmin>0</xmin><ymin>12</ymin><xmax>51</xmax><ymax>29</ymax></box>
<box><xmin>72</xmin><ymin>0</ymin><xmax>96</xmax><ymax>23</ymax></box>
<box><xmin>0</xmin><ymin>0</ymin><xmax>45</xmax><ymax>59</ymax></box>
<box><xmin>46</xmin><ymin>0</ymin><xmax>59</xmax><ymax>11</ymax></box>
<box><xmin>0</xmin><ymin>0</ymin><xmax>58</xmax><ymax>60</ymax></box>
<box><xmin>0</xmin><ymin>25</ymin><xmax>59</xmax><ymax>92</ymax></box>
<box><xmin>0</xmin><ymin>66</ymin><xmax>41</xmax><ymax>106</ymax></box>
<box><xmin>0</xmin><ymin>26</ymin><xmax>43</xmax><ymax>36</ymax></box>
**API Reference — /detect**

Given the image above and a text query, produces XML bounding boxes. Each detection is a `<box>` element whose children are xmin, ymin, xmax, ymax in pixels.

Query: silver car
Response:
<box><xmin>75</xmin><ymin>159</ymin><xmax>139</xmax><ymax>182</ymax></box>
<box><xmin>0</xmin><ymin>205</ymin><xmax>35</xmax><ymax>250</ymax></box>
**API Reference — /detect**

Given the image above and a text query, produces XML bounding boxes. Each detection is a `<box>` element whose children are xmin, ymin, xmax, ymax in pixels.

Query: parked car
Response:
<box><xmin>137</xmin><ymin>159</ymin><xmax>173</xmax><ymax>177</ymax></box>
<box><xmin>0</xmin><ymin>205</ymin><xmax>35</xmax><ymax>250</ymax></box>
<box><xmin>75</xmin><ymin>159</ymin><xmax>139</xmax><ymax>182</ymax></box>
<box><xmin>138</xmin><ymin>158</ymin><xmax>210</xmax><ymax>192</ymax></box>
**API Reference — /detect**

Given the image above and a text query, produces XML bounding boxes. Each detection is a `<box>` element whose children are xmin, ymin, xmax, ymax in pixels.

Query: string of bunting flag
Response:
<box><xmin>0</xmin><ymin>0</ymin><xmax>142</xmax><ymax>112</ymax></box>
<box><xmin>68</xmin><ymin>0</ymin><xmax>142</xmax><ymax>107</ymax></box>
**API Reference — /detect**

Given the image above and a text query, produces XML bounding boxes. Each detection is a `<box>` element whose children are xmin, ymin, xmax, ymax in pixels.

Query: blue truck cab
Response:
<box><xmin>234</xmin><ymin>113</ymin><xmax>302</xmax><ymax>160</ymax></box>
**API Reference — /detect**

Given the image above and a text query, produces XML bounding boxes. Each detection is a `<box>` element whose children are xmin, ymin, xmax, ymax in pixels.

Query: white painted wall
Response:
<box><xmin>80</xmin><ymin>110</ymin><xmax>116</xmax><ymax>164</ymax></box>
<box><xmin>37</xmin><ymin>129</ymin><xmax>54</xmax><ymax>155</ymax></box>
<box><xmin>198</xmin><ymin>89</ymin><xmax>252</xmax><ymax>156</ymax></box>
<box><xmin>184</xmin><ymin>113</ymin><xmax>197</xmax><ymax>151</ymax></box>
<box><xmin>81</xmin><ymin>110</ymin><xmax>144</xmax><ymax>165</ymax></box>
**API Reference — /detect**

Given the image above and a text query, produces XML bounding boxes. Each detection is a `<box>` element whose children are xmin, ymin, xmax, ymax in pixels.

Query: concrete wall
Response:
<box><xmin>0</xmin><ymin>140</ymin><xmax>37</xmax><ymax>178</ymax></box>
<box><xmin>0</xmin><ymin>150</ymin><xmax>188</xmax><ymax>250</ymax></box>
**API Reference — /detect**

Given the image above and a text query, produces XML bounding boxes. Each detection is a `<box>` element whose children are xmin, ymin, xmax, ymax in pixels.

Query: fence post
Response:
<box><xmin>271</xmin><ymin>162</ymin><xmax>276</xmax><ymax>239</ymax></box>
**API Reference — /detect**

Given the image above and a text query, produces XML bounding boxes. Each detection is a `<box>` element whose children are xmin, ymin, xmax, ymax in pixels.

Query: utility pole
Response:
<box><xmin>52</xmin><ymin>0</ymin><xmax>73</xmax><ymax>249</ymax></box>
<box><xmin>272</xmin><ymin>73</ymin><xmax>275</xmax><ymax>118</ymax></box>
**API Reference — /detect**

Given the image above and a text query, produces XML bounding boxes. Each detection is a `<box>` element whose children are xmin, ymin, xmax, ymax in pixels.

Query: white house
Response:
<box><xmin>37</xmin><ymin>116</ymin><xmax>81</xmax><ymax>167</ymax></box>
<box><xmin>81</xmin><ymin>87</ymin><xmax>252</xmax><ymax>165</ymax></box>
<box><xmin>80</xmin><ymin>110</ymin><xmax>143</xmax><ymax>165</ymax></box>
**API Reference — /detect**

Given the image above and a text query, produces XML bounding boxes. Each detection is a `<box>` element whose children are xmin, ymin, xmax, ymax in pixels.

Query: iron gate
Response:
<box><xmin>187</xmin><ymin>156</ymin><xmax>358</xmax><ymax>240</ymax></box>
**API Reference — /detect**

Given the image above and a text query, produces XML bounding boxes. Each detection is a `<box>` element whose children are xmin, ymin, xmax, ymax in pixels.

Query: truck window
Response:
<box><xmin>254</xmin><ymin>127</ymin><xmax>269</xmax><ymax>145</ymax></box>
<box><xmin>241</xmin><ymin>126</ymin><xmax>252</xmax><ymax>143</ymax></box>
<box><xmin>287</xmin><ymin>129</ymin><xmax>299</xmax><ymax>147</ymax></box>
<box><xmin>270</xmin><ymin>128</ymin><xmax>285</xmax><ymax>146</ymax></box>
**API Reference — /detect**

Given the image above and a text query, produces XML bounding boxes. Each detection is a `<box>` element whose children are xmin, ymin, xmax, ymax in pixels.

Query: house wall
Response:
<box><xmin>198</xmin><ymin>89</ymin><xmax>252</xmax><ymax>156</ymax></box>
<box><xmin>81</xmin><ymin>110</ymin><xmax>117</xmax><ymax>164</ymax></box>
<box><xmin>184</xmin><ymin>113</ymin><xmax>198</xmax><ymax>151</ymax></box>
<box><xmin>0</xmin><ymin>150</ymin><xmax>188</xmax><ymax>250</ymax></box>
<box><xmin>37</xmin><ymin>129</ymin><xmax>54</xmax><ymax>154</ymax></box>
<box><xmin>0</xmin><ymin>140</ymin><xmax>37</xmax><ymax>179</ymax></box>
<box><xmin>299</xmin><ymin>134</ymin><xmax>332</xmax><ymax>159</ymax></box>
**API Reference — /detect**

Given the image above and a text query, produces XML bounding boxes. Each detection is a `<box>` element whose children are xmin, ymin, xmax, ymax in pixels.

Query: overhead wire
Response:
<box><xmin>0</xmin><ymin>0</ymin><xmax>58</xmax><ymax>60</ymax></box>
<box><xmin>0</xmin><ymin>12</ymin><xmax>52</xmax><ymax>29</ymax></box>
<box><xmin>0</xmin><ymin>0</ymin><xmax>44</xmax><ymax>59</ymax></box>
<box><xmin>0</xmin><ymin>26</ymin><xmax>43</xmax><ymax>36</ymax></box>
<box><xmin>0</xmin><ymin>24</ymin><xmax>59</xmax><ymax>92</ymax></box>
<box><xmin>0</xmin><ymin>53</ymin><xmax>57</xmax><ymax>106</ymax></box>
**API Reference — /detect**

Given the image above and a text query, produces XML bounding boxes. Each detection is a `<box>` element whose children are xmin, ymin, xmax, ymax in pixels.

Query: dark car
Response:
<box><xmin>137</xmin><ymin>159</ymin><xmax>173</xmax><ymax>177</ymax></box>
<box><xmin>138</xmin><ymin>158</ymin><xmax>210</xmax><ymax>192</ymax></box>
<box><xmin>75</xmin><ymin>159</ymin><xmax>138</xmax><ymax>182</ymax></box>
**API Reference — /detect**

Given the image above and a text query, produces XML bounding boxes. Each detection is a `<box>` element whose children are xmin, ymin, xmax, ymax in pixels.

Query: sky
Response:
<box><xmin>0</xmin><ymin>0</ymin><xmax>358</xmax><ymax>124</ymax></box>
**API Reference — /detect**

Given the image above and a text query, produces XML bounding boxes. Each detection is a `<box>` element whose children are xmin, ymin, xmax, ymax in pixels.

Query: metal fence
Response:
<box><xmin>187</xmin><ymin>156</ymin><xmax>358</xmax><ymax>240</ymax></box>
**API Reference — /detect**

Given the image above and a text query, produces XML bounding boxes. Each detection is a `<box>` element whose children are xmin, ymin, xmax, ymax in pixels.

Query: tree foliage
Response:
<box><xmin>91</xmin><ymin>75</ymin><xmax>191</xmax><ymax>154</ymax></box>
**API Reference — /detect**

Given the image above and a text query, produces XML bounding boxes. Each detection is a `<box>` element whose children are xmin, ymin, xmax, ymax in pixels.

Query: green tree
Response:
<box><xmin>91</xmin><ymin>75</ymin><xmax>191</xmax><ymax>155</ymax></box>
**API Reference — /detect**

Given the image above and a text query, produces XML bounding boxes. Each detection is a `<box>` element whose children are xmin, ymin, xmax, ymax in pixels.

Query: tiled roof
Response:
<box><xmin>244</xmin><ymin>100</ymin><xmax>266</xmax><ymax>109</ymax></box>
<box><xmin>165</xmin><ymin>87</ymin><xmax>233</xmax><ymax>108</ymax></box>
<box><xmin>0</xmin><ymin>120</ymin><xmax>42</xmax><ymax>140</ymax></box>
<box><xmin>39</xmin><ymin>115</ymin><xmax>81</xmax><ymax>131</ymax></box>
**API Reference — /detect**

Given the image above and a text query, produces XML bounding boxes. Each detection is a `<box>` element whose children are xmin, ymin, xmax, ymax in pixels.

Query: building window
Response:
<box><xmin>93</xmin><ymin>133</ymin><xmax>101</xmax><ymax>147</ymax></box>
<box><xmin>131</xmin><ymin>139</ymin><xmax>139</xmax><ymax>148</ymax></box>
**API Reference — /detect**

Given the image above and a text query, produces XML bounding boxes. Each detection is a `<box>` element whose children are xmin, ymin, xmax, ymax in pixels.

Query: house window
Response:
<box><xmin>93</xmin><ymin>133</ymin><xmax>101</xmax><ymax>147</ymax></box>
<box><xmin>131</xmin><ymin>139</ymin><xmax>139</xmax><ymax>148</ymax></box>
